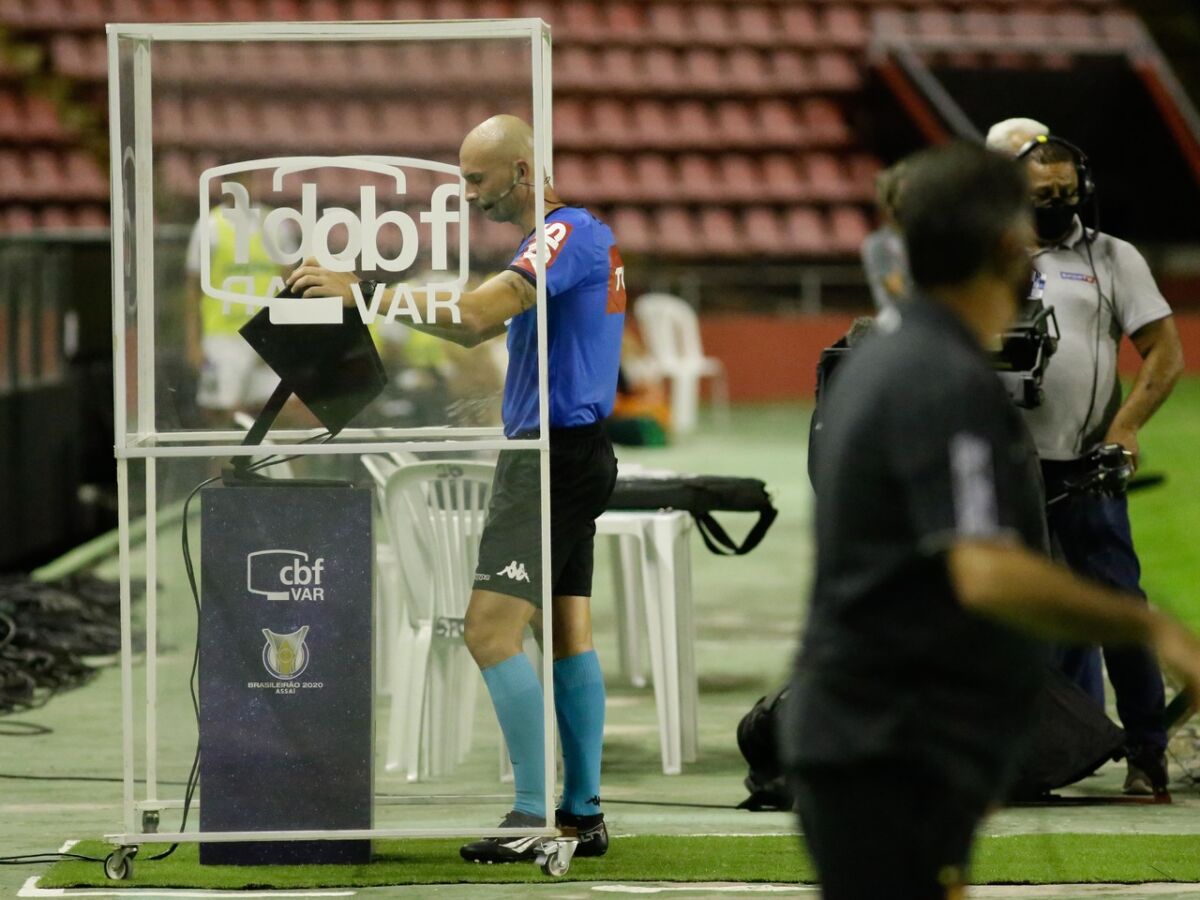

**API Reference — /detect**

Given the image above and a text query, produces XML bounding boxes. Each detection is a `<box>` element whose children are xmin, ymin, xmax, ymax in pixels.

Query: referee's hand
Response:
<box><xmin>286</xmin><ymin>257</ymin><xmax>360</xmax><ymax>307</ymax></box>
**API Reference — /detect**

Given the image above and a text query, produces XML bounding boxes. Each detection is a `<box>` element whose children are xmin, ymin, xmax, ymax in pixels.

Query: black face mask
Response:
<box><xmin>1033</xmin><ymin>199</ymin><xmax>1078</xmax><ymax>242</ymax></box>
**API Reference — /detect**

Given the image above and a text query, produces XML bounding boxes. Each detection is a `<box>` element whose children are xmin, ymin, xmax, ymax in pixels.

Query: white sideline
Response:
<box><xmin>20</xmin><ymin>879</ymin><xmax>355</xmax><ymax>898</ymax></box>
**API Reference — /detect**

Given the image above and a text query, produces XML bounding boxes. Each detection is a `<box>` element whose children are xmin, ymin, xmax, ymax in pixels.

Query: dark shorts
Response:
<box><xmin>474</xmin><ymin>423</ymin><xmax>618</xmax><ymax>607</ymax></box>
<box><xmin>790</xmin><ymin>761</ymin><xmax>984</xmax><ymax>900</ymax></box>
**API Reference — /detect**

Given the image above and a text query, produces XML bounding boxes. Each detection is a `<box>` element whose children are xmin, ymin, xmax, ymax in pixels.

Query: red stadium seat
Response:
<box><xmin>553</xmin><ymin>99</ymin><xmax>587</xmax><ymax>144</ymax></box>
<box><xmin>676</xmin><ymin>154</ymin><xmax>719</xmax><ymax>201</ymax></box>
<box><xmin>4</xmin><ymin>206</ymin><xmax>37</xmax><ymax>232</ymax></box>
<box><xmin>643</xmin><ymin>48</ymin><xmax>684</xmax><ymax>93</ymax></box>
<box><xmin>719</xmin><ymin>101</ymin><xmax>768</xmax><ymax>148</ymax></box>
<box><xmin>727</xmin><ymin>49</ymin><xmax>772</xmax><ymax>92</ymax></box>
<box><xmin>607</xmin><ymin>2</ymin><xmax>643</xmax><ymax>40</ymax></box>
<box><xmin>27</xmin><ymin>149</ymin><xmax>69</xmax><ymax>201</ymax></box>
<box><xmin>770</xmin><ymin>50</ymin><xmax>814</xmax><ymax>92</ymax></box>
<box><xmin>653</xmin><ymin>206</ymin><xmax>699</xmax><ymax>255</ymax></box>
<box><xmin>0</xmin><ymin>151</ymin><xmax>27</xmax><ymax>200</ymax></box>
<box><xmin>609</xmin><ymin>206</ymin><xmax>652</xmax><ymax>254</ymax></box>
<box><xmin>75</xmin><ymin>205</ymin><xmax>109</xmax><ymax>229</ymax></box>
<box><xmin>699</xmin><ymin>208</ymin><xmax>742</xmax><ymax>256</ymax></box>
<box><xmin>762</xmin><ymin>153</ymin><xmax>804</xmax><ymax>202</ymax></box>
<box><xmin>731</xmin><ymin>5</ymin><xmax>778</xmax><ymax>46</ymax></box>
<box><xmin>805</xmin><ymin>152</ymin><xmax>850</xmax><ymax>200</ymax></box>
<box><xmin>780</xmin><ymin>5</ymin><xmax>820</xmax><ymax>45</ymax></box>
<box><xmin>802</xmin><ymin>99</ymin><xmax>849</xmax><ymax>146</ymax></box>
<box><xmin>599</xmin><ymin>46</ymin><xmax>644</xmax><ymax>92</ymax></box>
<box><xmin>743</xmin><ymin>206</ymin><xmax>786</xmax><ymax>255</ymax></box>
<box><xmin>692</xmin><ymin>4</ymin><xmax>731</xmax><ymax>42</ymax></box>
<box><xmin>673</xmin><ymin>102</ymin><xmax>715</xmax><ymax>148</ymax></box>
<box><xmin>631</xmin><ymin>154</ymin><xmax>675</xmax><ymax>203</ymax></box>
<box><xmin>715</xmin><ymin>154</ymin><xmax>761</xmax><ymax>202</ymax></box>
<box><xmin>557</xmin><ymin>46</ymin><xmax>596</xmax><ymax>90</ymax></box>
<box><xmin>562</xmin><ymin>1</ymin><xmax>603</xmax><ymax>42</ymax></box>
<box><xmin>829</xmin><ymin>205</ymin><xmax>871</xmax><ymax>254</ymax></box>
<box><xmin>813</xmin><ymin>51</ymin><xmax>861</xmax><ymax>92</ymax></box>
<box><xmin>63</xmin><ymin>150</ymin><xmax>106</xmax><ymax>200</ymax></box>
<box><xmin>683</xmin><ymin>49</ymin><xmax>725</xmax><ymax>93</ymax></box>
<box><xmin>593</xmin><ymin>154</ymin><xmax>636</xmax><ymax>203</ymax></box>
<box><xmin>757</xmin><ymin>99</ymin><xmax>804</xmax><ymax>145</ymax></box>
<box><xmin>347</xmin><ymin>0</ymin><xmax>389</xmax><ymax>18</ymax></box>
<box><xmin>821</xmin><ymin>5</ymin><xmax>867</xmax><ymax>47</ymax></box>
<box><xmin>553</xmin><ymin>154</ymin><xmax>591</xmax><ymax>198</ymax></box>
<box><xmin>593</xmin><ymin>99</ymin><xmax>635</xmax><ymax>145</ymax></box>
<box><xmin>645</xmin><ymin>4</ymin><xmax>689</xmax><ymax>44</ymax></box>
<box><xmin>783</xmin><ymin>207</ymin><xmax>831</xmax><ymax>256</ymax></box>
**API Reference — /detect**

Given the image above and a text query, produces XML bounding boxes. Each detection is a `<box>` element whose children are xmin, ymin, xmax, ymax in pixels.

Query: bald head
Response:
<box><xmin>461</xmin><ymin>114</ymin><xmax>534</xmax><ymax>166</ymax></box>
<box><xmin>460</xmin><ymin>114</ymin><xmax>558</xmax><ymax>227</ymax></box>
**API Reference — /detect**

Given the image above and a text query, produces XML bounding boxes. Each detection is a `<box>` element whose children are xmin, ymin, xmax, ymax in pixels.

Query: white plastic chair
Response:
<box><xmin>381</xmin><ymin>460</ymin><xmax>494</xmax><ymax>780</ymax></box>
<box><xmin>596</xmin><ymin>509</ymin><xmax>699</xmax><ymax>774</ymax></box>
<box><xmin>633</xmin><ymin>293</ymin><xmax>730</xmax><ymax>434</ymax></box>
<box><xmin>361</xmin><ymin>452</ymin><xmax>419</xmax><ymax>709</ymax></box>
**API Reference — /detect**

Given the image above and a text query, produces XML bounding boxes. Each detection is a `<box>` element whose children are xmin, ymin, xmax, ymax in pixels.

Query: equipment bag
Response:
<box><xmin>606</xmin><ymin>475</ymin><xmax>778</xmax><ymax>556</ymax></box>
<box><xmin>1006</xmin><ymin>666</ymin><xmax>1127</xmax><ymax>800</ymax></box>
<box><xmin>734</xmin><ymin>685</ymin><xmax>793</xmax><ymax>811</ymax></box>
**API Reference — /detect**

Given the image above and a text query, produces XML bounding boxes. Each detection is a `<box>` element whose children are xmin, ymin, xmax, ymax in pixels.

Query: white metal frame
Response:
<box><xmin>106</xmin><ymin>18</ymin><xmax>556</xmax><ymax>848</ymax></box>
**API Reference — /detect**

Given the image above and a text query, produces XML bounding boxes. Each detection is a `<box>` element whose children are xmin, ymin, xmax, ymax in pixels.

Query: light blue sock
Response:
<box><xmin>481</xmin><ymin>654</ymin><xmax>545</xmax><ymax>819</ymax></box>
<box><xmin>554</xmin><ymin>650</ymin><xmax>606</xmax><ymax>816</ymax></box>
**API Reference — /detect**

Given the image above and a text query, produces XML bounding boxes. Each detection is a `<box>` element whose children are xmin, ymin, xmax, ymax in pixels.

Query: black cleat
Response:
<box><xmin>459</xmin><ymin>810</ymin><xmax>548</xmax><ymax>864</ymax></box>
<box><xmin>556</xmin><ymin>808</ymin><xmax>608</xmax><ymax>857</ymax></box>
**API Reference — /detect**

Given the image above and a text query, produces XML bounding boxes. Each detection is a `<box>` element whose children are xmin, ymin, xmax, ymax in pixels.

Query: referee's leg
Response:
<box><xmin>465</xmin><ymin>589</ymin><xmax>544</xmax><ymax>818</ymax></box>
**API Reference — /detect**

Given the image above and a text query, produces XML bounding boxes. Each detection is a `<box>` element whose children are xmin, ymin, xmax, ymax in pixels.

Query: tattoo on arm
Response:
<box><xmin>501</xmin><ymin>270</ymin><xmax>537</xmax><ymax>312</ymax></box>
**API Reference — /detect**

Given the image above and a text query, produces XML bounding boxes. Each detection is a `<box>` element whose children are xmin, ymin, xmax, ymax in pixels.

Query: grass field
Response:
<box><xmin>5</xmin><ymin>380</ymin><xmax>1200</xmax><ymax>896</ymax></box>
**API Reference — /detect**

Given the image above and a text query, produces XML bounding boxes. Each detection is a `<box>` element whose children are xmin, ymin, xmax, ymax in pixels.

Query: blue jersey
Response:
<box><xmin>503</xmin><ymin>206</ymin><xmax>626</xmax><ymax>437</ymax></box>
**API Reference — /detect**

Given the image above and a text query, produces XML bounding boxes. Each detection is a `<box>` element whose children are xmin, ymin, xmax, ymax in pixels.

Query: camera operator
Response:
<box><xmin>1016</xmin><ymin>134</ymin><xmax>1185</xmax><ymax>794</ymax></box>
<box><xmin>782</xmin><ymin>141</ymin><xmax>1200</xmax><ymax>900</ymax></box>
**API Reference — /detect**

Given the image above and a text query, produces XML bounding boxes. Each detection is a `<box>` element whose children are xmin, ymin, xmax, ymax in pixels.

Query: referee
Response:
<box><xmin>289</xmin><ymin>115</ymin><xmax>626</xmax><ymax>863</ymax></box>
<box><xmin>782</xmin><ymin>142</ymin><xmax>1200</xmax><ymax>899</ymax></box>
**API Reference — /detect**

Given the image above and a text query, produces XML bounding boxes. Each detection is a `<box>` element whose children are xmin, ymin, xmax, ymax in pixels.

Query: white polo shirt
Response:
<box><xmin>1021</xmin><ymin>218</ymin><xmax>1172</xmax><ymax>461</ymax></box>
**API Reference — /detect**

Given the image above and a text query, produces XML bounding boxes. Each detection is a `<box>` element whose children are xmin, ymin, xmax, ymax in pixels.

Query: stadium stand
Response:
<box><xmin>0</xmin><ymin>0</ymin><xmax>1173</xmax><ymax>263</ymax></box>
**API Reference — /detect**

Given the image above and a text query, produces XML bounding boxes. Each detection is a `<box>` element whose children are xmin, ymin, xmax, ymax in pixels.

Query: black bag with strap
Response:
<box><xmin>605</xmin><ymin>475</ymin><xmax>778</xmax><ymax>556</ymax></box>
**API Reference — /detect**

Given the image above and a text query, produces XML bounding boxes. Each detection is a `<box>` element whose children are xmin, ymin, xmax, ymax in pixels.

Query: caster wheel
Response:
<box><xmin>539</xmin><ymin>852</ymin><xmax>569</xmax><ymax>877</ymax></box>
<box><xmin>536</xmin><ymin>838</ymin><xmax>576</xmax><ymax>878</ymax></box>
<box><xmin>141</xmin><ymin>810</ymin><xmax>160</xmax><ymax>834</ymax></box>
<box><xmin>104</xmin><ymin>847</ymin><xmax>137</xmax><ymax>881</ymax></box>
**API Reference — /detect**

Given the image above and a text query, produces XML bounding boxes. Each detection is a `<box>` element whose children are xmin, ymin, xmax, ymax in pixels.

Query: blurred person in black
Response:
<box><xmin>782</xmin><ymin>142</ymin><xmax>1200</xmax><ymax>900</ymax></box>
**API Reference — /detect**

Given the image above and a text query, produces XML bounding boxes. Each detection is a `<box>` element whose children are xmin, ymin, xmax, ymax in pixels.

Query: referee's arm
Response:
<box><xmin>949</xmin><ymin>539</ymin><xmax>1200</xmax><ymax>705</ymax></box>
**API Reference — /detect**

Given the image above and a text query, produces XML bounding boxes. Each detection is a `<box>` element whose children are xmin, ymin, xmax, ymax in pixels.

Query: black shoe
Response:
<box><xmin>1123</xmin><ymin>746</ymin><xmax>1169</xmax><ymax>796</ymax></box>
<box><xmin>459</xmin><ymin>810</ymin><xmax>547</xmax><ymax>864</ymax></box>
<box><xmin>556</xmin><ymin>808</ymin><xmax>608</xmax><ymax>857</ymax></box>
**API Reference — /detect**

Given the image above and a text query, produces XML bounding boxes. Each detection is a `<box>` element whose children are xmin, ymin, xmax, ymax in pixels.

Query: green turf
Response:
<box><xmin>36</xmin><ymin>834</ymin><xmax>1200</xmax><ymax>888</ymax></box>
<box><xmin>1125</xmin><ymin>377</ymin><xmax>1200</xmax><ymax>631</ymax></box>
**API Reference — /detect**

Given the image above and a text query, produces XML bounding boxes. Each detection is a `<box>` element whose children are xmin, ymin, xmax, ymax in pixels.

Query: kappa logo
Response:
<box><xmin>497</xmin><ymin>560</ymin><xmax>531</xmax><ymax>583</ymax></box>
<box><xmin>199</xmin><ymin>156</ymin><xmax>469</xmax><ymax>325</ymax></box>
<box><xmin>261</xmin><ymin>626</ymin><xmax>310</xmax><ymax>681</ymax></box>
<box><xmin>247</xmin><ymin>549</ymin><xmax>326</xmax><ymax>602</ymax></box>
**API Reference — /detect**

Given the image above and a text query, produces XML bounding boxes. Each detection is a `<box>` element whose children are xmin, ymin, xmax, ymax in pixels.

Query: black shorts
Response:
<box><xmin>474</xmin><ymin>423</ymin><xmax>618</xmax><ymax>607</ymax></box>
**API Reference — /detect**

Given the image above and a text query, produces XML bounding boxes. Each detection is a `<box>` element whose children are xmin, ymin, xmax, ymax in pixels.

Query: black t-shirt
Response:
<box><xmin>785</xmin><ymin>296</ymin><xmax>1051</xmax><ymax>805</ymax></box>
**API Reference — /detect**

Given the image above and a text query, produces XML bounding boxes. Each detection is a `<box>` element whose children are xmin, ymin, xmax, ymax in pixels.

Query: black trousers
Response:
<box><xmin>790</xmin><ymin>762</ymin><xmax>983</xmax><ymax>900</ymax></box>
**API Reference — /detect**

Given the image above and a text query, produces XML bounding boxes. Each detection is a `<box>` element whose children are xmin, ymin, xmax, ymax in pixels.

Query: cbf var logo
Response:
<box><xmin>199</xmin><ymin>156</ymin><xmax>470</xmax><ymax>325</ymax></box>
<box><xmin>247</xmin><ymin>550</ymin><xmax>326</xmax><ymax>602</ymax></box>
<box><xmin>262</xmin><ymin>626</ymin><xmax>310</xmax><ymax>680</ymax></box>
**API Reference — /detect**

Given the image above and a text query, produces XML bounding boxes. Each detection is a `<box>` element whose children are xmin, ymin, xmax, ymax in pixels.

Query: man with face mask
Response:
<box><xmin>1017</xmin><ymin>135</ymin><xmax>1185</xmax><ymax>795</ymax></box>
<box><xmin>781</xmin><ymin>141</ymin><xmax>1200</xmax><ymax>900</ymax></box>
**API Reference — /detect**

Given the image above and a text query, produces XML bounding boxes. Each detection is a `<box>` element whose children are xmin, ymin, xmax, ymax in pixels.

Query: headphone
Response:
<box><xmin>1016</xmin><ymin>134</ymin><xmax>1095</xmax><ymax>209</ymax></box>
